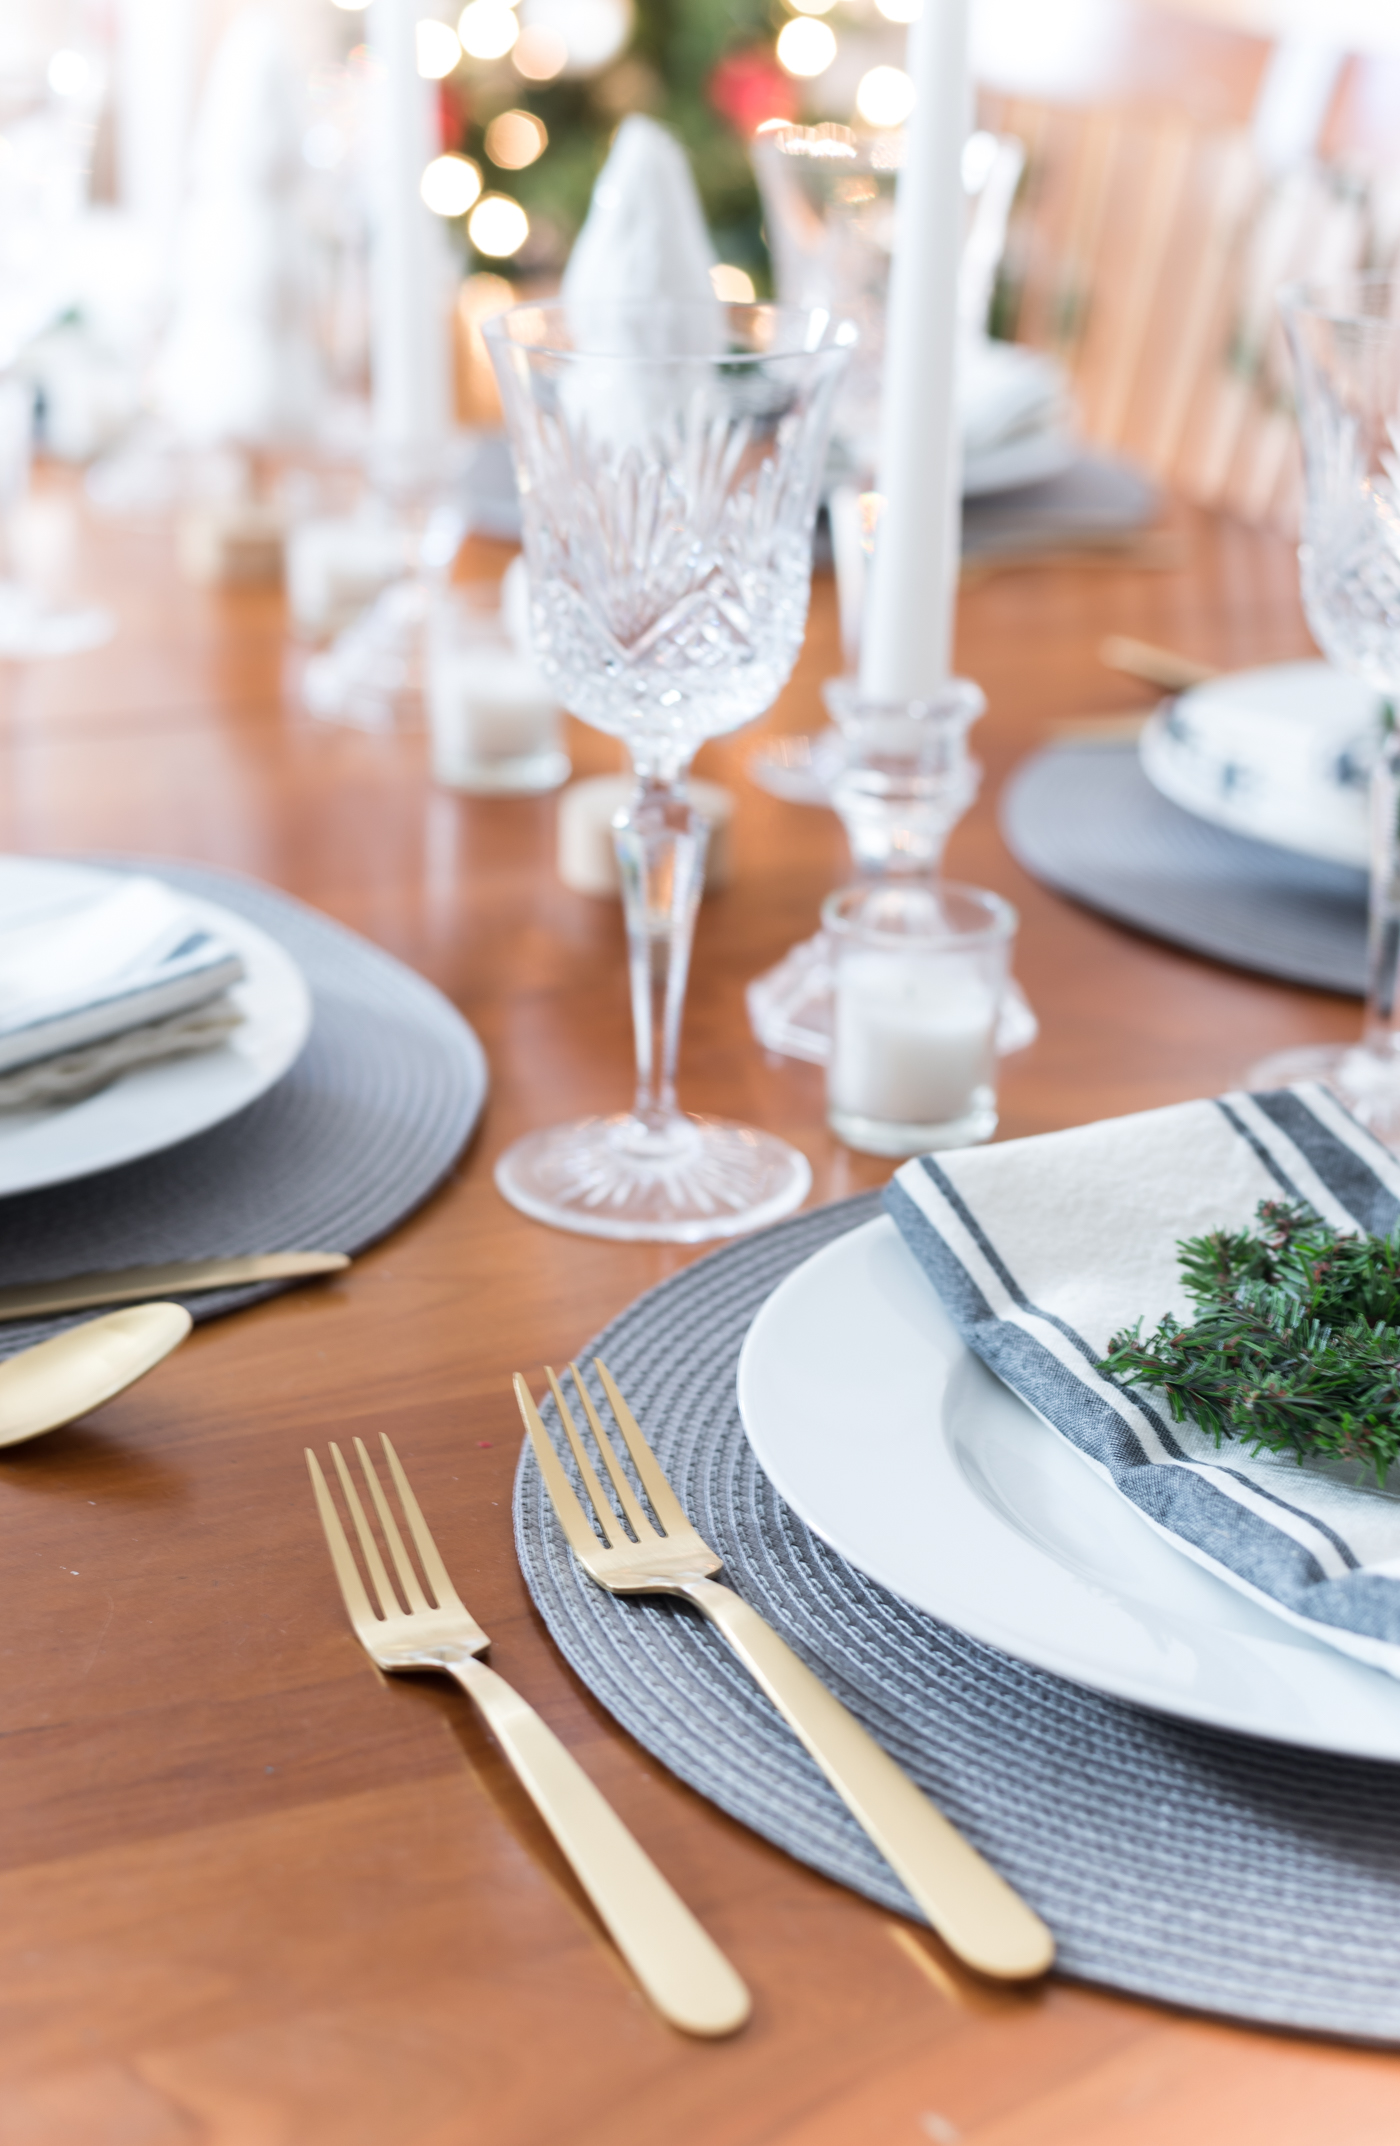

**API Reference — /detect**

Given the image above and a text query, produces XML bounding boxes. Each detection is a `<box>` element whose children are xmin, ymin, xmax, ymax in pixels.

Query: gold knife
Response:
<box><xmin>0</xmin><ymin>1252</ymin><xmax>350</xmax><ymax>1322</ymax></box>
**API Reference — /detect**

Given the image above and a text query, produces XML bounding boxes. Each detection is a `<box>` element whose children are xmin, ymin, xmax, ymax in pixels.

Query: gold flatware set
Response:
<box><xmin>3</xmin><ymin>1244</ymin><xmax>1056</xmax><ymax>2030</ymax></box>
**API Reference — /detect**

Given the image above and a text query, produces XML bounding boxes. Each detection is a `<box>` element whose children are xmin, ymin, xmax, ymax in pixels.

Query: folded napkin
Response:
<box><xmin>0</xmin><ymin>875</ymin><xmax>245</xmax><ymax>1075</ymax></box>
<box><xmin>886</xmin><ymin>1084</ymin><xmax>1400</xmax><ymax>1678</ymax></box>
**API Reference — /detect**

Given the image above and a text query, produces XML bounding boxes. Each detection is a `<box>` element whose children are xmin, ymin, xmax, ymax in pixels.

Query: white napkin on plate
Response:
<box><xmin>886</xmin><ymin>1084</ymin><xmax>1400</xmax><ymax>1680</ymax></box>
<box><xmin>0</xmin><ymin>875</ymin><xmax>245</xmax><ymax>1077</ymax></box>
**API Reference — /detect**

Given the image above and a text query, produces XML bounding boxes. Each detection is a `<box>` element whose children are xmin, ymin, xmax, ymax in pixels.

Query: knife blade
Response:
<box><xmin>0</xmin><ymin>1252</ymin><xmax>350</xmax><ymax>1321</ymax></box>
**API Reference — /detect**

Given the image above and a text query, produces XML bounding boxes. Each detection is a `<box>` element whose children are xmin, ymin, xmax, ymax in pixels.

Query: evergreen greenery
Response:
<box><xmin>1098</xmin><ymin>1199</ymin><xmax>1400</xmax><ymax>1484</ymax></box>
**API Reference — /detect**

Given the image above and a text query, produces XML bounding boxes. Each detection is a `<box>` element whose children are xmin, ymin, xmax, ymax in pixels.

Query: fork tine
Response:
<box><xmin>550</xmin><ymin>1364</ymin><xmax>656</xmax><ymax>1542</ymax></box>
<box><xmin>542</xmin><ymin>1367</ymin><xmax>624</xmax><ymax>1547</ymax></box>
<box><xmin>379</xmin><ymin>1434</ymin><xmax>465</xmax><ymax>1613</ymax></box>
<box><xmin>563</xmin><ymin>1363</ymin><xmax>658</xmax><ymax>1541</ymax></box>
<box><xmin>353</xmin><ymin>1437</ymin><xmax>431</xmax><ymax>1614</ymax></box>
<box><xmin>593</xmin><ymin>1361</ymin><xmax>694</xmax><ymax>1536</ymax></box>
<box><xmin>328</xmin><ymin>1439</ymin><xmax>400</xmax><ymax>1617</ymax></box>
<box><xmin>513</xmin><ymin>1374</ymin><xmax>616</xmax><ymax>1561</ymax></box>
<box><xmin>306</xmin><ymin>1448</ymin><xmax>379</xmax><ymax>1635</ymax></box>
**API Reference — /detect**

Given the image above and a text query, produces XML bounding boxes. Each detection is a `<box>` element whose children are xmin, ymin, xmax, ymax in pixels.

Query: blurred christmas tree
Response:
<box><xmin>445</xmin><ymin>0</ymin><xmax>800</xmax><ymax>288</ymax></box>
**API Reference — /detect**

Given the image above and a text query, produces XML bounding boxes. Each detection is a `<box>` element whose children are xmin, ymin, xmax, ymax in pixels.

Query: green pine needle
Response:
<box><xmin>1097</xmin><ymin>1199</ymin><xmax>1400</xmax><ymax>1483</ymax></box>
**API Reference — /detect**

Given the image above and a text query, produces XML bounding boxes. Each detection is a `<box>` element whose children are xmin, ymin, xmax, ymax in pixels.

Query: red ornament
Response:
<box><xmin>708</xmin><ymin>47</ymin><xmax>798</xmax><ymax>138</ymax></box>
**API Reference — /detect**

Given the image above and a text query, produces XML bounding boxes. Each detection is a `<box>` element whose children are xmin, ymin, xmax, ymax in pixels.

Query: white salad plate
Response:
<box><xmin>0</xmin><ymin>857</ymin><xmax>311</xmax><ymax>1197</ymax></box>
<box><xmin>736</xmin><ymin>1214</ymin><xmax>1400</xmax><ymax>1761</ymax></box>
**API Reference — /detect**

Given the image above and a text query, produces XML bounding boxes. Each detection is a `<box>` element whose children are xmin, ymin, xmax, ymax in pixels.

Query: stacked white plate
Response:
<box><xmin>738</xmin><ymin>1213</ymin><xmax>1400</xmax><ymax>1763</ymax></box>
<box><xmin>1139</xmin><ymin>661</ymin><xmax>1383</xmax><ymax>870</ymax></box>
<box><xmin>0</xmin><ymin>857</ymin><xmax>311</xmax><ymax>1198</ymax></box>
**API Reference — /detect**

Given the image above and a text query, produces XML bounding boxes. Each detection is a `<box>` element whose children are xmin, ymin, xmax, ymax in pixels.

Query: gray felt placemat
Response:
<box><xmin>0</xmin><ymin>858</ymin><xmax>487</xmax><ymax>1359</ymax></box>
<box><xmin>1001</xmin><ymin>741</ymin><xmax>1367</xmax><ymax>993</ymax></box>
<box><xmin>516</xmin><ymin>1192</ymin><xmax>1400</xmax><ymax>2042</ymax></box>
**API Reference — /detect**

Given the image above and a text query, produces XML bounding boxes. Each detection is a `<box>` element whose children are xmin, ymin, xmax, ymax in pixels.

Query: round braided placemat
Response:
<box><xmin>1000</xmin><ymin>741</ymin><xmax>1367</xmax><ymax>994</ymax></box>
<box><xmin>516</xmin><ymin>1192</ymin><xmax>1400</xmax><ymax>2042</ymax></box>
<box><xmin>0</xmin><ymin>858</ymin><xmax>487</xmax><ymax>1360</ymax></box>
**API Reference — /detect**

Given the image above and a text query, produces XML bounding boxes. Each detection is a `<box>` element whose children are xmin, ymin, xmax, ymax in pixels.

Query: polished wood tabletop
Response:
<box><xmin>0</xmin><ymin>481</ymin><xmax>1396</xmax><ymax>2143</ymax></box>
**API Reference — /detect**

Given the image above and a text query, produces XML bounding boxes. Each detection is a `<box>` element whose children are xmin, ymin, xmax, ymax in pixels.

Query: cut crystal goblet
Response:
<box><xmin>485</xmin><ymin>298</ymin><xmax>854</xmax><ymax>1240</ymax></box>
<box><xmin>1250</xmin><ymin>278</ymin><xmax>1400</xmax><ymax>1145</ymax></box>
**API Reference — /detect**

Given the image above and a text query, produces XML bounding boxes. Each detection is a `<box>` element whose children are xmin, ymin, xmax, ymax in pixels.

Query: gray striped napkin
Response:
<box><xmin>886</xmin><ymin>1085</ymin><xmax>1400</xmax><ymax>1678</ymax></box>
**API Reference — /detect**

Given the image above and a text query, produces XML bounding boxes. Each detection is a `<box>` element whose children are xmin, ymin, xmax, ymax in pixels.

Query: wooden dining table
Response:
<box><xmin>0</xmin><ymin>477</ymin><xmax>1396</xmax><ymax>2143</ymax></box>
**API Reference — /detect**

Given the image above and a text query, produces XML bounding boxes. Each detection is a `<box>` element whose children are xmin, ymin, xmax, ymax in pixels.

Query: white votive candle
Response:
<box><xmin>824</xmin><ymin>881</ymin><xmax>1015</xmax><ymax>1155</ymax></box>
<box><xmin>427</xmin><ymin>637</ymin><xmax>567</xmax><ymax>795</ymax></box>
<box><xmin>831</xmin><ymin>952</ymin><xmax>996</xmax><ymax>1128</ymax></box>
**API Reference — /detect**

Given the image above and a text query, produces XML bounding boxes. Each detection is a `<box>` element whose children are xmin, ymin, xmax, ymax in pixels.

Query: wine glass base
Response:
<box><xmin>494</xmin><ymin>1112</ymin><xmax>812</xmax><ymax>1243</ymax></box>
<box><xmin>1247</xmin><ymin>1041</ymin><xmax>1400</xmax><ymax>1153</ymax></box>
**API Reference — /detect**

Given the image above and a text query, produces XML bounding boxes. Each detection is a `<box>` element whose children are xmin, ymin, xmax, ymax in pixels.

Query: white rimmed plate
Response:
<box><xmin>736</xmin><ymin>1213</ymin><xmax>1400</xmax><ymax>1761</ymax></box>
<box><xmin>0</xmin><ymin>857</ymin><xmax>311</xmax><ymax>1197</ymax></box>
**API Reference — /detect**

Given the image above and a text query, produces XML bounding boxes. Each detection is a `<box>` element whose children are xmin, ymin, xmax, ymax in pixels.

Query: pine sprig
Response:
<box><xmin>1098</xmin><ymin>1199</ymin><xmax>1400</xmax><ymax>1483</ymax></box>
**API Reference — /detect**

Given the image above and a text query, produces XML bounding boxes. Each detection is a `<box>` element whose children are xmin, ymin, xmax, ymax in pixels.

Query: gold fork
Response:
<box><xmin>514</xmin><ymin>1362</ymin><xmax>1055</xmax><ymax>1982</ymax></box>
<box><xmin>306</xmin><ymin>1433</ymin><xmax>751</xmax><ymax>2037</ymax></box>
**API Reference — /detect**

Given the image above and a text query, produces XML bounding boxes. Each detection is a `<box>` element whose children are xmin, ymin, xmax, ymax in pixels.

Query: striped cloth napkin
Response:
<box><xmin>886</xmin><ymin>1085</ymin><xmax>1400</xmax><ymax>1679</ymax></box>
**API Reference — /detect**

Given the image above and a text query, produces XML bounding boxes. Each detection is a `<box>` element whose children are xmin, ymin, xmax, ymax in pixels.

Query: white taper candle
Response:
<box><xmin>858</xmin><ymin>0</ymin><xmax>969</xmax><ymax>703</ymax></box>
<box><xmin>366</xmin><ymin>0</ymin><xmax>453</xmax><ymax>457</ymax></box>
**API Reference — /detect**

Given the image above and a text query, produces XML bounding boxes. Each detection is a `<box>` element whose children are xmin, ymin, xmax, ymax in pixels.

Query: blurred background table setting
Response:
<box><xmin>5</xmin><ymin>0</ymin><xmax>1400</xmax><ymax>2137</ymax></box>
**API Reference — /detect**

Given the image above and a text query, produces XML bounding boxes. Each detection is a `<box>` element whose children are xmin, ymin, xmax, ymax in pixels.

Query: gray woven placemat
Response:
<box><xmin>0</xmin><ymin>858</ymin><xmax>487</xmax><ymax>1360</ymax></box>
<box><xmin>516</xmin><ymin>1192</ymin><xmax>1400</xmax><ymax>2042</ymax></box>
<box><xmin>1001</xmin><ymin>741</ymin><xmax>1367</xmax><ymax>993</ymax></box>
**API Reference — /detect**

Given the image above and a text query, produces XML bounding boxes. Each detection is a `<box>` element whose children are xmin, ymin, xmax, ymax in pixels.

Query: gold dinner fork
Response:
<box><xmin>306</xmin><ymin>1433</ymin><xmax>751</xmax><ymax>2037</ymax></box>
<box><xmin>514</xmin><ymin>1362</ymin><xmax>1055</xmax><ymax>1982</ymax></box>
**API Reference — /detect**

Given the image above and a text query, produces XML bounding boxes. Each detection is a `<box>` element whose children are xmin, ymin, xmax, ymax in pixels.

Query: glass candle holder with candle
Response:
<box><xmin>824</xmin><ymin>881</ymin><xmax>1015</xmax><ymax>1156</ymax></box>
<box><xmin>426</xmin><ymin>583</ymin><xmax>569</xmax><ymax>795</ymax></box>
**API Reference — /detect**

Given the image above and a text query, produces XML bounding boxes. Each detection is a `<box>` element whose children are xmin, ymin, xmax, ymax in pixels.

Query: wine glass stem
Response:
<box><xmin>1365</xmin><ymin>718</ymin><xmax>1400</xmax><ymax>1060</ymax></box>
<box><xmin>612</xmin><ymin>768</ymin><xmax>709</xmax><ymax>1133</ymax></box>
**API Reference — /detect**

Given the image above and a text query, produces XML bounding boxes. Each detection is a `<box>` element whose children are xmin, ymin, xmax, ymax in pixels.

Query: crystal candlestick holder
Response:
<box><xmin>300</xmin><ymin>439</ymin><xmax>473</xmax><ymax>732</ymax></box>
<box><xmin>748</xmin><ymin>676</ymin><xmax>999</xmax><ymax>1062</ymax></box>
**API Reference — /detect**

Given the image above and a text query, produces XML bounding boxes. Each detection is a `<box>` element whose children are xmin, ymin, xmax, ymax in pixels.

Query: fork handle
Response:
<box><xmin>677</xmin><ymin>1578</ymin><xmax>1054</xmax><ymax>1980</ymax></box>
<box><xmin>447</xmin><ymin>1656</ymin><xmax>751</xmax><ymax>2037</ymax></box>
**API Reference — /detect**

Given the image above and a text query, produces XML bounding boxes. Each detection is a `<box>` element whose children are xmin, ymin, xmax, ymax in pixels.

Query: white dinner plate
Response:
<box><xmin>736</xmin><ymin>1214</ymin><xmax>1400</xmax><ymax>1761</ymax></box>
<box><xmin>0</xmin><ymin>857</ymin><xmax>311</xmax><ymax>1197</ymax></box>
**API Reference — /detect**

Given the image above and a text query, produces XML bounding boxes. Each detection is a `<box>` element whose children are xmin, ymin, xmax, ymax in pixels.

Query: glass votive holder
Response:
<box><xmin>823</xmin><ymin>881</ymin><xmax>1017</xmax><ymax>1156</ymax></box>
<box><xmin>426</xmin><ymin>584</ymin><xmax>570</xmax><ymax>795</ymax></box>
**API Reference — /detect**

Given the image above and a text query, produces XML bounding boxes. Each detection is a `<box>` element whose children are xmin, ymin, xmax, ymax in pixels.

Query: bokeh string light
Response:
<box><xmin>421</xmin><ymin>152</ymin><xmax>484</xmax><ymax>217</ymax></box>
<box><xmin>512</xmin><ymin>24</ymin><xmax>567</xmax><ymax>80</ymax></box>
<box><xmin>485</xmin><ymin>109</ymin><xmax>548</xmax><ymax>170</ymax></box>
<box><xmin>416</xmin><ymin>20</ymin><xmax>462</xmax><ymax>78</ymax></box>
<box><xmin>468</xmin><ymin>192</ymin><xmax>530</xmax><ymax>257</ymax></box>
<box><xmin>457</xmin><ymin>1</ymin><xmax>519</xmax><ymax>62</ymax></box>
<box><xmin>776</xmin><ymin>16</ymin><xmax>837</xmax><ymax>79</ymax></box>
<box><xmin>855</xmin><ymin>63</ymin><xmax>915</xmax><ymax>127</ymax></box>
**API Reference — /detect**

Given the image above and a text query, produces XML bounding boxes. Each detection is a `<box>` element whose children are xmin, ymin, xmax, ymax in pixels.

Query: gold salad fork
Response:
<box><xmin>514</xmin><ymin>1363</ymin><xmax>1055</xmax><ymax>1982</ymax></box>
<box><xmin>306</xmin><ymin>1434</ymin><xmax>751</xmax><ymax>2037</ymax></box>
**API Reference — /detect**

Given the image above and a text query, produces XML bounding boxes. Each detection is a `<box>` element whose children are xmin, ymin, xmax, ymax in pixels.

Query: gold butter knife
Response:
<box><xmin>0</xmin><ymin>1252</ymin><xmax>349</xmax><ymax>1322</ymax></box>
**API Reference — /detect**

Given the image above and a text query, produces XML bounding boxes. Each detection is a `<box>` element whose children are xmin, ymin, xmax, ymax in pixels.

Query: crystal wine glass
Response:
<box><xmin>485</xmin><ymin>298</ymin><xmax>854</xmax><ymax>1240</ymax></box>
<box><xmin>1251</xmin><ymin>277</ymin><xmax>1400</xmax><ymax>1143</ymax></box>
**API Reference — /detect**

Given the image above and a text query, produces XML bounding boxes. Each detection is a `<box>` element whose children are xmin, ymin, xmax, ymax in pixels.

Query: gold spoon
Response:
<box><xmin>0</xmin><ymin>1303</ymin><xmax>192</xmax><ymax>1449</ymax></box>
